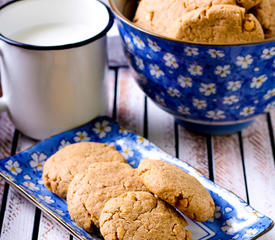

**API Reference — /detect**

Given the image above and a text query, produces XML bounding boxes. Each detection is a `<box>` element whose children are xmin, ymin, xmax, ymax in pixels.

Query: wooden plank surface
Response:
<box><xmin>0</xmin><ymin>112</ymin><xmax>14</xmax><ymax>209</ymax></box>
<box><xmin>242</xmin><ymin>114</ymin><xmax>275</xmax><ymax>239</ymax></box>
<box><xmin>212</xmin><ymin>134</ymin><xmax>247</xmax><ymax>201</ymax></box>
<box><xmin>178</xmin><ymin>127</ymin><xmax>209</xmax><ymax>177</ymax></box>
<box><xmin>147</xmin><ymin>98</ymin><xmax>175</xmax><ymax>156</ymax></box>
<box><xmin>116</xmin><ymin>68</ymin><xmax>145</xmax><ymax>135</ymax></box>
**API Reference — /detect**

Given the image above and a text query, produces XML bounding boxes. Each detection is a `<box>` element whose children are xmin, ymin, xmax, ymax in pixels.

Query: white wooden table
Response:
<box><xmin>0</xmin><ymin>0</ymin><xmax>274</xmax><ymax>239</ymax></box>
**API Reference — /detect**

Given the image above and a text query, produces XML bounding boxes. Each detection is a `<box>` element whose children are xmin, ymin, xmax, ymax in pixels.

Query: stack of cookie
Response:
<box><xmin>133</xmin><ymin>0</ymin><xmax>274</xmax><ymax>43</ymax></box>
<box><xmin>43</xmin><ymin>142</ymin><xmax>215</xmax><ymax>240</ymax></box>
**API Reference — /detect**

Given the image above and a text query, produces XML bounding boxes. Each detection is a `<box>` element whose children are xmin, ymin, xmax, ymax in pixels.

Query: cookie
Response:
<box><xmin>43</xmin><ymin>142</ymin><xmax>126</xmax><ymax>198</ymax></box>
<box><xmin>137</xmin><ymin>159</ymin><xmax>215</xmax><ymax>222</ymax></box>
<box><xmin>134</xmin><ymin>2</ymin><xmax>264</xmax><ymax>43</ymax></box>
<box><xmin>99</xmin><ymin>191</ymin><xmax>192</xmax><ymax>240</ymax></box>
<box><xmin>235</xmin><ymin>0</ymin><xmax>262</xmax><ymax>10</ymax></box>
<box><xmin>67</xmin><ymin>162</ymin><xmax>147</xmax><ymax>231</ymax></box>
<box><xmin>134</xmin><ymin>0</ymin><xmax>236</xmax><ymax>37</ymax></box>
<box><xmin>253</xmin><ymin>0</ymin><xmax>275</xmax><ymax>38</ymax></box>
<box><xmin>171</xmin><ymin>5</ymin><xmax>264</xmax><ymax>43</ymax></box>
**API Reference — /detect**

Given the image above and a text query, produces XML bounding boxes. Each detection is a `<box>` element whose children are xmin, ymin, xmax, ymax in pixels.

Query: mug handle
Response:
<box><xmin>0</xmin><ymin>45</ymin><xmax>8</xmax><ymax>112</ymax></box>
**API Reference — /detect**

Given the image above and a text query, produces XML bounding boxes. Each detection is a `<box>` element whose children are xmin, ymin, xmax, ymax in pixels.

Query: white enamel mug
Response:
<box><xmin>0</xmin><ymin>0</ymin><xmax>113</xmax><ymax>139</ymax></box>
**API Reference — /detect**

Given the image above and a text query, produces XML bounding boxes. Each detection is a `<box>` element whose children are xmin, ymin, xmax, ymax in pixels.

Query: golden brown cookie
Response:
<box><xmin>99</xmin><ymin>191</ymin><xmax>192</xmax><ymax>240</ymax></box>
<box><xmin>171</xmin><ymin>5</ymin><xmax>264</xmax><ymax>43</ymax></box>
<box><xmin>134</xmin><ymin>0</ymin><xmax>236</xmax><ymax>37</ymax></box>
<box><xmin>67</xmin><ymin>162</ymin><xmax>147</xmax><ymax>231</ymax></box>
<box><xmin>253</xmin><ymin>0</ymin><xmax>275</xmax><ymax>38</ymax></box>
<box><xmin>43</xmin><ymin>142</ymin><xmax>126</xmax><ymax>198</ymax></box>
<box><xmin>134</xmin><ymin>2</ymin><xmax>264</xmax><ymax>43</ymax></box>
<box><xmin>137</xmin><ymin>159</ymin><xmax>215</xmax><ymax>222</ymax></box>
<box><xmin>235</xmin><ymin>0</ymin><xmax>262</xmax><ymax>10</ymax></box>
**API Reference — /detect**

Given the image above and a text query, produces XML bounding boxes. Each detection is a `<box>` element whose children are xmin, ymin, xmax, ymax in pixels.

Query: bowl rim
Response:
<box><xmin>109</xmin><ymin>0</ymin><xmax>275</xmax><ymax>47</ymax></box>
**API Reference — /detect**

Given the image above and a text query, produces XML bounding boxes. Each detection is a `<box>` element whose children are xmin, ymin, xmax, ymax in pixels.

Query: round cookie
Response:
<box><xmin>134</xmin><ymin>0</ymin><xmax>236</xmax><ymax>38</ymax></box>
<box><xmin>99</xmin><ymin>191</ymin><xmax>192</xmax><ymax>240</ymax></box>
<box><xmin>171</xmin><ymin>5</ymin><xmax>264</xmax><ymax>43</ymax></box>
<box><xmin>67</xmin><ymin>162</ymin><xmax>147</xmax><ymax>232</ymax></box>
<box><xmin>43</xmin><ymin>142</ymin><xmax>126</xmax><ymax>198</ymax></box>
<box><xmin>253</xmin><ymin>0</ymin><xmax>275</xmax><ymax>38</ymax></box>
<box><xmin>137</xmin><ymin>159</ymin><xmax>215</xmax><ymax>222</ymax></box>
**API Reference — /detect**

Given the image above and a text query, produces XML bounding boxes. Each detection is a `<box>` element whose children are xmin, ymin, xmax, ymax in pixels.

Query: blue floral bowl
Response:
<box><xmin>109</xmin><ymin>0</ymin><xmax>275</xmax><ymax>134</ymax></box>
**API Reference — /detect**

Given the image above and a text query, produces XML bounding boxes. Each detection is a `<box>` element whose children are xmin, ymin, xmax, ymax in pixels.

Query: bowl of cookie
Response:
<box><xmin>109</xmin><ymin>0</ymin><xmax>275</xmax><ymax>134</ymax></box>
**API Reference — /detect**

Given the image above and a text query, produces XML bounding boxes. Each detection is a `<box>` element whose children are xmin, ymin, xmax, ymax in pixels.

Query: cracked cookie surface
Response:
<box><xmin>43</xmin><ymin>142</ymin><xmax>126</xmax><ymax>199</ymax></box>
<box><xmin>137</xmin><ymin>159</ymin><xmax>215</xmax><ymax>222</ymax></box>
<box><xmin>134</xmin><ymin>3</ymin><xmax>264</xmax><ymax>43</ymax></box>
<box><xmin>253</xmin><ymin>0</ymin><xmax>275</xmax><ymax>38</ymax></box>
<box><xmin>99</xmin><ymin>191</ymin><xmax>192</xmax><ymax>240</ymax></box>
<box><xmin>67</xmin><ymin>162</ymin><xmax>147</xmax><ymax>232</ymax></box>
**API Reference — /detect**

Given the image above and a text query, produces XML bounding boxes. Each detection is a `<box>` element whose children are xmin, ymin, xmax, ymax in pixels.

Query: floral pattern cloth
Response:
<box><xmin>118</xmin><ymin>21</ymin><xmax>275</xmax><ymax>123</ymax></box>
<box><xmin>0</xmin><ymin>117</ymin><xmax>272</xmax><ymax>240</ymax></box>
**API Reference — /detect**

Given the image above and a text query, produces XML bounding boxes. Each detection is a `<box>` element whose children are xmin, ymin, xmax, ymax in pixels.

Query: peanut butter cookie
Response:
<box><xmin>138</xmin><ymin>159</ymin><xmax>215</xmax><ymax>222</ymax></box>
<box><xmin>99</xmin><ymin>191</ymin><xmax>192</xmax><ymax>240</ymax></box>
<box><xmin>134</xmin><ymin>0</ymin><xmax>236</xmax><ymax>37</ymax></box>
<box><xmin>67</xmin><ymin>162</ymin><xmax>147</xmax><ymax>232</ymax></box>
<box><xmin>43</xmin><ymin>142</ymin><xmax>126</xmax><ymax>198</ymax></box>
<box><xmin>253</xmin><ymin>0</ymin><xmax>275</xmax><ymax>38</ymax></box>
<box><xmin>171</xmin><ymin>5</ymin><xmax>264</xmax><ymax>43</ymax></box>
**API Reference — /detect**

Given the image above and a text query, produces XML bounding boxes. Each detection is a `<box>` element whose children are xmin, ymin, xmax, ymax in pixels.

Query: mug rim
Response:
<box><xmin>0</xmin><ymin>0</ymin><xmax>114</xmax><ymax>50</ymax></box>
<box><xmin>109</xmin><ymin>0</ymin><xmax>275</xmax><ymax>47</ymax></box>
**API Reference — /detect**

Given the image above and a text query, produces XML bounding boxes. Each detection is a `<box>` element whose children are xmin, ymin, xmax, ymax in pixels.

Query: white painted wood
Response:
<box><xmin>38</xmin><ymin>212</ymin><xmax>70</xmax><ymax>240</ymax></box>
<box><xmin>107</xmin><ymin>69</ymin><xmax>116</xmax><ymax>118</ymax></box>
<box><xmin>212</xmin><ymin>134</ymin><xmax>247</xmax><ymax>201</ymax></box>
<box><xmin>0</xmin><ymin>116</ymin><xmax>37</xmax><ymax>240</ymax></box>
<box><xmin>0</xmin><ymin>112</ymin><xmax>14</xmax><ymax>209</ymax></box>
<box><xmin>14</xmin><ymin>134</ymin><xmax>70</xmax><ymax>240</ymax></box>
<box><xmin>242</xmin><ymin>114</ymin><xmax>275</xmax><ymax>239</ymax></box>
<box><xmin>0</xmin><ymin>188</ymin><xmax>35</xmax><ymax>240</ymax></box>
<box><xmin>116</xmin><ymin>68</ymin><xmax>145</xmax><ymax>135</ymax></box>
<box><xmin>147</xmin><ymin>98</ymin><xmax>175</xmax><ymax>156</ymax></box>
<box><xmin>178</xmin><ymin>126</ymin><xmax>209</xmax><ymax>177</ymax></box>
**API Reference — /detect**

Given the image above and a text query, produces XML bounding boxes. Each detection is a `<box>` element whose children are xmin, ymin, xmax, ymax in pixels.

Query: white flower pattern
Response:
<box><xmin>208</xmin><ymin>49</ymin><xmax>225</xmax><ymax>58</ymax></box>
<box><xmin>58</xmin><ymin>139</ymin><xmax>71</xmax><ymax>150</ymax></box>
<box><xmin>149</xmin><ymin>64</ymin><xmax>164</xmax><ymax>78</ymax></box>
<box><xmin>223</xmin><ymin>96</ymin><xmax>239</xmax><ymax>105</ymax></box>
<box><xmin>261</xmin><ymin>47</ymin><xmax>275</xmax><ymax>59</ymax></box>
<box><xmin>135</xmin><ymin>56</ymin><xmax>144</xmax><ymax>70</ymax></box>
<box><xmin>199</xmin><ymin>83</ymin><xmax>216</xmax><ymax>96</ymax></box>
<box><xmin>155</xmin><ymin>95</ymin><xmax>166</xmax><ymax>106</ymax></box>
<box><xmin>177</xmin><ymin>106</ymin><xmax>190</xmax><ymax>115</ymax></box>
<box><xmin>29</xmin><ymin>153</ymin><xmax>47</xmax><ymax>171</ymax></box>
<box><xmin>39</xmin><ymin>195</ymin><xmax>54</xmax><ymax>204</ymax></box>
<box><xmin>124</xmin><ymin>35</ymin><xmax>133</xmax><ymax>50</ymax></box>
<box><xmin>184</xmin><ymin>47</ymin><xmax>199</xmax><ymax>56</ymax></box>
<box><xmin>236</xmin><ymin>55</ymin><xmax>253</xmax><ymax>69</ymax></box>
<box><xmin>167</xmin><ymin>87</ymin><xmax>181</xmax><ymax>97</ymax></box>
<box><xmin>73</xmin><ymin>131</ymin><xmax>91</xmax><ymax>142</ymax></box>
<box><xmin>178</xmin><ymin>75</ymin><xmax>192</xmax><ymax>88</ymax></box>
<box><xmin>264</xmin><ymin>88</ymin><xmax>275</xmax><ymax>100</ymax></box>
<box><xmin>147</xmin><ymin>38</ymin><xmax>161</xmax><ymax>51</ymax></box>
<box><xmin>206</xmin><ymin>110</ymin><xmax>226</xmax><ymax>120</ymax></box>
<box><xmin>92</xmin><ymin>121</ymin><xmax>111</xmax><ymax>138</ymax></box>
<box><xmin>227</xmin><ymin>81</ymin><xmax>241</xmax><ymax>91</ymax></box>
<box><xmin>23</xmin><ymin>182</ymin><xmax>39</xmax><ymax>191</ymax></box>
<box><xmin>5</xmin><ymin>160</ymin><xmax>22</xmax><ymax>175</ymax></box>
<box><xmin>131</xmin><ymin>33</ymin><xmax>145</xmax><ymax>49</ymax></box>
<box><xmin>120</xmin><ymin>145</ymin><xmax>134</xmax><ymax>159</ymax></box>
<box><xmin>193</xmin><ymin>98</ymin><xmax>207</xmax><ymax>109</ymax></box>
<box><xmin>240</xmin><ymin>106</ymin><xmax>255</xmax><ymax>116</ymax></box>
<box><xmin>163</xmin><ymin>53</ymin><xmax>179</xmax><ymax>69</ymax></box>
<box><xmin>188</xmin><ymin>64</ymin><xmax>203</xmax><ymax>76</ymax></box>
<box><xmin>250</xmin><ymin>75</ymin><xmax>267</xmax><ymax>88</ymax></box>
<box><xmin>215</xmin><ymin>65</ymin><xmax>231</xmax><ymax>77</ymax></box>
